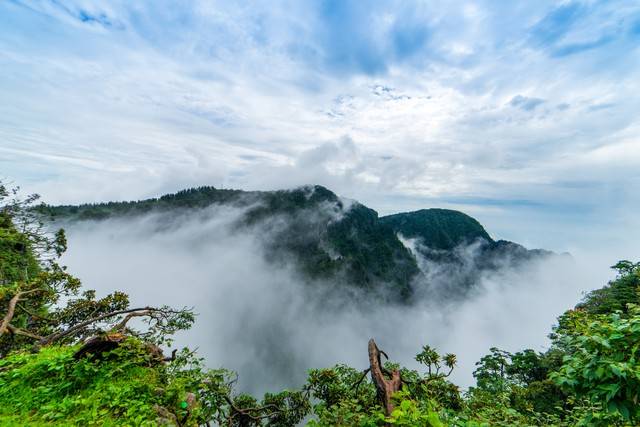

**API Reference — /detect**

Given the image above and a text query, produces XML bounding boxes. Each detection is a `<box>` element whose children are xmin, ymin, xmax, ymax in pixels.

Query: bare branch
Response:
<box><xmin>114</xmin><ymin>310</ymin><xmax>152</xmax><ymax>331</ymax></box>
<box><xmin>6</xmin><ymin>324</ymin><xmax>43</xmax><ymax>340</ymax></box>
<box><xmin>0</xmin><ymin>289</ymin><xmax>41</xmax><ymax>337</ymax></box>
<box><xmin>16</xmin><ymin>303</ymin><xmax>54</xmax><ymax>322</ymax></box>
<box><xmin>163</xmin><ymin>349</ymin><xmax>178</xmax><ymax>362</ymax></box>
<box><xmin>38</xmin><ymin>306</ymin><xmax>154</xmax><ymax>346</ymax></box>
<box><xmin>351</xmin><ymin>368</ymin><xmax>371</xmax><ymax>394</ymax></box>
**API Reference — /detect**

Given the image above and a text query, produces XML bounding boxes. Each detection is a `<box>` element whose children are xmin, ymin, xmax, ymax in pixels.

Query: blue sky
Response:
<box><xmin>1</xmin><ymin>0</ymin><xmax>639</xmax><ymax>256</ymax></box>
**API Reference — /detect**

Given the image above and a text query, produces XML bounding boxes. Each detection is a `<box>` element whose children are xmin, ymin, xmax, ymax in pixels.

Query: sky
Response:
<box><xmin>1</xmin><ymin>0</ymin><xmax>640</xmax><ymax>257</ymax></box>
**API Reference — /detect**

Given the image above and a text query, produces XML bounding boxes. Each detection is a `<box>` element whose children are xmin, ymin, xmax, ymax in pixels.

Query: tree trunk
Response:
<box><xmin>368</xmin><ymin>339</ymin><xmax>402</xmax><ymax>416</ymax></box>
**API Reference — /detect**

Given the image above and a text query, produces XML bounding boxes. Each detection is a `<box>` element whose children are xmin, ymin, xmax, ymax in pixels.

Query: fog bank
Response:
<box><xmin>61</xmin><ymin>205</ymin><xmax>611</xmax><ymax>394</ymax></box>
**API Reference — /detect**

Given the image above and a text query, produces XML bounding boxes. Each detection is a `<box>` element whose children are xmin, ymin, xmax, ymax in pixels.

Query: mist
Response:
<box><xmin>60</xmin><ymin>203</ymin><xmax>612</xmax><ymax>395</ymax></box>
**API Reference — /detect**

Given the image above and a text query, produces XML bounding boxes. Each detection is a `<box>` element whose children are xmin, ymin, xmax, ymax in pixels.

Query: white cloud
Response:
<box><xmin>1</xmin><ymin>0</ymin><xmax>639</xmax><ymax>253</ymax></box>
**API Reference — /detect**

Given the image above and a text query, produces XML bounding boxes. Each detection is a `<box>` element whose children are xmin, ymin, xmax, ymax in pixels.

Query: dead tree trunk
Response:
<box><xmin>368</xmin><ymin>339</ymin><xmax>402</xmax><ymax>416</ymax></box>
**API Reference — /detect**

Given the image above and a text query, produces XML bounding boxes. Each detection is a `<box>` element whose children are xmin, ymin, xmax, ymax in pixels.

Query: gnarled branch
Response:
<box><xmin>38</xmin><ymin>306</ymin><xmax>154</xmax><ymax>346</ymax></box>
<box><xmin>114</xmin><ymin>309</ymin><xmax>153</xmax><ymax>331</ymax></box>
<box><xmin>0</xmin><ymin>289</ymin><xmax>41</xmax><ymax>337</ymax></box>
<box><xmin>6</xmin><ymin>324</ymin><xmax>43</xmax><ymax>340</ymax></box>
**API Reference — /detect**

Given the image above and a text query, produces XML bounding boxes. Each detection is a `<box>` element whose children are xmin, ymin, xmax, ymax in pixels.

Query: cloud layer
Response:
<box><xmin>1</xmin><ymin>0</ymin><xmax>639</xmax><ymax>256</ymax></box>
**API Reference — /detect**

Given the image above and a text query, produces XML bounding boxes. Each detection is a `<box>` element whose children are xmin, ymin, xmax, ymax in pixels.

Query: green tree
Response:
<box><xmin>577</xmin><ymin>260</ymin><xmax>640</xmax><ymax>315</ymax></box>
<box><xmin>551</xmin><ymin>305</ymin><xmax>640</xmax><ymax>425</ymax></box>
<box><xmin>0</xmin><ymin>183</ymin><xmax>195</xmax><ymax>354</ymax></box>
<box><xmin>472</xmin><ymin>347</ymin><xmax>512</xmax><ymax>393</ymax></box>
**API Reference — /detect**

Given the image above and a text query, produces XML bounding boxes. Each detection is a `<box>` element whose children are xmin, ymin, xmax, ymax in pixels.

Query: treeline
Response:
<box><xmin>36</xmin><ymin>186</ymin><xmax>249</xmax><ymax>221</ymax></box>
<box><xmin>1</xmin><ymin>181</ymin><xmax>639</xmax><ymax>425</ymax></box>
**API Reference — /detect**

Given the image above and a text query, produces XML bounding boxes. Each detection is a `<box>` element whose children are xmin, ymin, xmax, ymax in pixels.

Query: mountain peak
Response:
<box><xmin>380</xmin><ymin>208</ymin><xmax>493</xmax><ymax>251</ymax></box>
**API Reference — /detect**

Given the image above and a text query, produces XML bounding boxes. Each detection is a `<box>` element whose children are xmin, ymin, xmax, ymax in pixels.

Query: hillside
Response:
<box><xmin>380</xmin><ymin>209</ymin><xmax>493</xmax><ymax>251</ymax></box>
<box><xmin>39</xmin><ymin>185</ymin><xmax>550</xmax><ymax>301</ymax></box>
<box><xmin>380</xmin><ymin>209</ymin><xmax>554</xmax><ymax>293</ymax></box>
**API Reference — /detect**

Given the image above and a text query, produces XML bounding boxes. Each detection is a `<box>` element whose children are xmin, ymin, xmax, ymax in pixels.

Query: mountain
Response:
<box><xmin>380</xmin><ymin>208</ymin><xmax>552</xmax><ymax>266</ymax></box>
<box><xmin>38</xmin><ymin>185</ymin><xmax>551</xmax><ymax>302</ymax></box>
<box><xmin>380</xmin><ymin>209</ymin><xmax>493</xmax><ymax>251</ymax></box>
<box><xmin>380</xmin><ymin>209</ymin><xmax>555</xmax><ymax>295</ymax></box>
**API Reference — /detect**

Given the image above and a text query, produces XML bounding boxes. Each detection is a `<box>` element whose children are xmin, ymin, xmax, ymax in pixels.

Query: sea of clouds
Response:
<box><xmin>60</xmin><ymin>203</ymin><xmax>611</xmax><ymax>395</ymax></box>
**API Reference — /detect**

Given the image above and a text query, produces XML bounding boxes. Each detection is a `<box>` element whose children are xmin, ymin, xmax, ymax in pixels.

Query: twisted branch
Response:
<box><xmin>0</xmin><ymin>289</ymin><xmax>41</xmax><ymax>337</ymax></box>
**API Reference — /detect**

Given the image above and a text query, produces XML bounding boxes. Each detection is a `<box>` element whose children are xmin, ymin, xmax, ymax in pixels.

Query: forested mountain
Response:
<box><xmin>380</xmin><ymin>209</ymin><xmax>492</xmax><ymax>251</ymax></box>
<box><xmin>3</xmin><ymin>181</ymin><xmax>640</xmax><ymax>425</ymax></box>
<box><xmin>39</xmin><ymin>185</ymin><xmax>551</xmax><ymax>301</ymax></box>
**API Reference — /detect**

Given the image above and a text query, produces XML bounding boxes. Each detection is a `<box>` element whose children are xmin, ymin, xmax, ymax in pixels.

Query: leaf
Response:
<box><xmin>427</xmin><ymin>412</ymin><xmax>443</xmax><ymax>427</ymax></box>
<box><xmin>618</xmin><ymin>402</ymin><xmax>630</xmax><ymax>420</ymax></box>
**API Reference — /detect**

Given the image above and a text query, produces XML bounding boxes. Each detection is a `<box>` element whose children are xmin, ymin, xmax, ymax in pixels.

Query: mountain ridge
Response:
<box><xmin>38</xmin><ymin>185</ymin><xmax>552</xmax><ymax>301</ymax></box>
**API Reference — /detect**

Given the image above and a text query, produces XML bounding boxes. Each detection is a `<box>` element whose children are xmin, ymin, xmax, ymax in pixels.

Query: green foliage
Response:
<box><xmin>306</xmin><ymin>346</ymin><xmax>463</xmax><ymax>426</ymax></box>
<box><xmin>386</xmin><ymin>392</ymin><xmax>444</xmax><ymax>426</ymax></box>
<box><xmin>0</xmin><ymin>185</ymin><xmax>83</xmax><ymax>355</ymax></box>
<box><xmin>508</xmin><ymin>349</ymin><xmax>548</xmax><ymax>386</ymax></box>
<box><xmin>1</xmin><ymin>181</ymin><xmax>316</xmax><ymax>425</ymax></box>
<box><xmin>306</xmin><ymin>363</ymin><xmax>379</xmax><ymax>426</ymax></box>
<box><xmin>551</xmin><ymin>305</ymin><xmax>640</xmax><ymax>424</ymax></box>
<box><xmin>577</xmin><ymin>260</ymin><xmax>640</xmax><ymax>315</ymax></box>
<box><xmin>306</xmin><ymin>259</ymin><xmax>640</xmax><ymax>426</ymax></box>
<box><xmin>0</xmin><ymin>183</ymin><xmax>196</xmax><ymax>356</ymax></box>
<box><xmin>0</xmin><ymin>340</ymin><xmax>230</xmax><ymax>426</ymax></box>
<box><xmin>307</xmin><ymin>364</ymin><xmax>377</xmax><ymax>409</ymax></box>
<box><xmin>0</xmin><ymin>216</ymin><xmax>39</xmax><ymax>285</ymax></box>
<box><xmin>259</xmin><ymin>390</ymin><xmax>311</xmax><ymax>426</ymax></box>
<box><xmin>242</xmin><ymin>186</ymin><xmax>421</xmax><ymax>300</ymax></box>
<box><xmin>324</xmin><ymin>203</ymin><xmax>420</xmax><ymax>300</ymax></box>
<box><xmin>307</xmin><ymin>399</ymin><xmax>381</xmax><ymax>427</ymax></box>
<box><xmin>472</xmin><ymin>347</ymin><xmax>512</xmax><ymax>393</ymax></box>
<box><xmin>468</xmin><ymin>346</ymin><xmax>569</xmax><ymax>423</ymax></box>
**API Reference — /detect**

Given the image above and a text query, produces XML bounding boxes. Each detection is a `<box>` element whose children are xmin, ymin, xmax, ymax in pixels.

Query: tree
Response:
<box><xmin>0</xmin><ymin>182</ymin><xmax>197</xmax><ymax>354</ymax></box>
<box><xmin>306</xmin><ymin>339</ymin><xmax>459</xmax><ymax>426</ymax></box>
<box><xmin>472</xmin><ymin>347</ymin><xmax>512</xmax><ymax>393</ymax></box>
<box><xmin>576</xmin><ymin>260</ymin><xmax>640</xmax><ymax>315</ymax></box>
<box><xmin>551</xmin><ymin>305</ymin><xmax>640</xmax><ymax>425</ymax></box>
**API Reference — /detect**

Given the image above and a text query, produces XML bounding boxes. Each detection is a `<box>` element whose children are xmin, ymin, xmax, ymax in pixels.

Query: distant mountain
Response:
<box><xmin>380</xmin><ymin>208</ymin><xmax>552</xmax><ymax>265</ymax></box>
<box><xmin>39</xmin><ymin>185</ymin><xmax>552</xmax><ymax>302</ymax></box>
<box><xmin>380</xmin><ymin>209</ymin><xmax>493</xmax><ymax>251</ymax></box>
<box><xmin>380</xmin><ymin>209</ymin><xmax>555</xmax><ymax>296</ymax></box>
